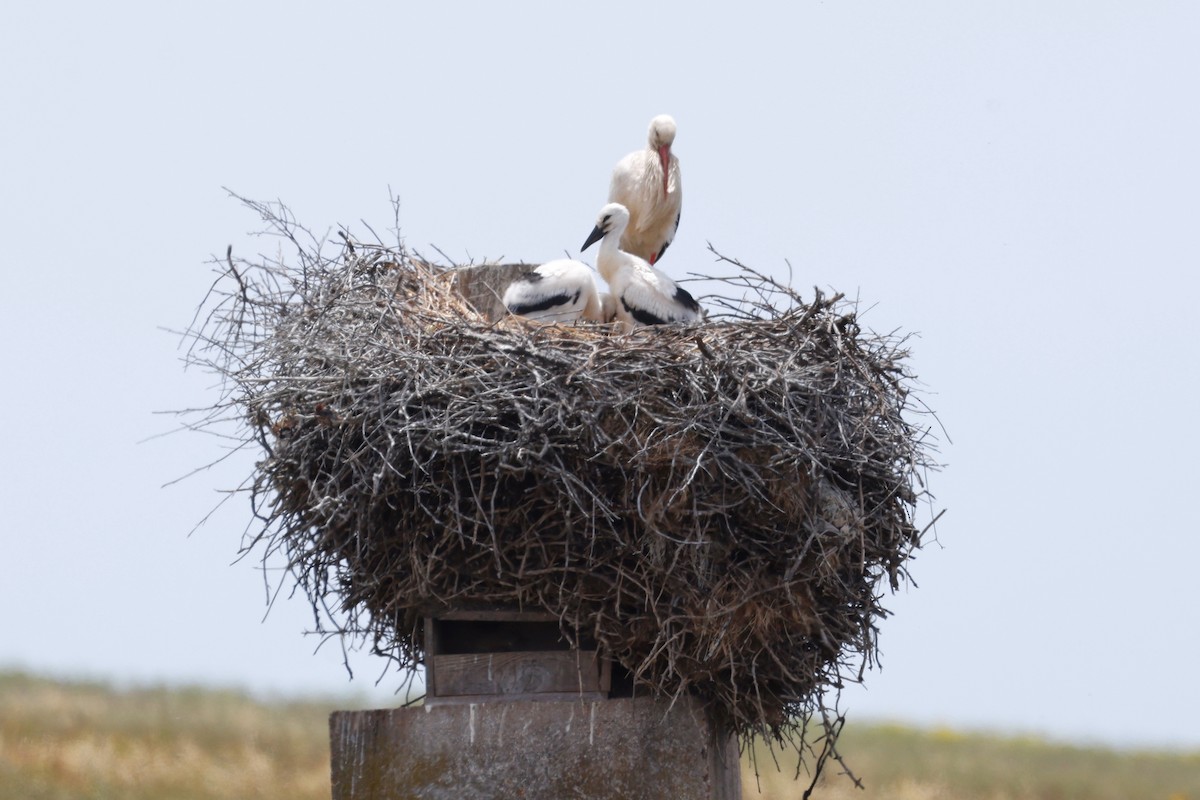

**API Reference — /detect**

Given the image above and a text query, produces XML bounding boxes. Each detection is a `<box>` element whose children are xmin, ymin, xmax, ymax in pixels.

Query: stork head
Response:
<box><xmin>581</xmin><ymin>202</ymin><xmax>631</xmax><ymax>252</ymax></box>
<box><xmin>647</xmin><ymin>115</ymin><xmax>677</xmax><ymax>197</ymax></box>
<box><xmin>647</xmin><ymin>115</ymin><xmax>677</xmax><ymax>150</ymax></box>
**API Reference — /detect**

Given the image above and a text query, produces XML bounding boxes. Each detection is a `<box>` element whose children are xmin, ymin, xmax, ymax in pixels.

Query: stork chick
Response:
<box><xmin>581</xmin><ymin>202</ymin><xmax>701</xmax><ymax>331</ymax></box>
<box><xmin>502</xmin><ymin>259</ymin><xmax>606</xmax><ymax>324</ymax></box>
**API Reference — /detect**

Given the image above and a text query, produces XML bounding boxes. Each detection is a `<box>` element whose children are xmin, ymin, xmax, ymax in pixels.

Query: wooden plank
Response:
<box><xmin>434</xmin><ymin>618</ymin><xmax>574</xmax><ymax>655</ymax></box>
<box><xmin>433</xmin><ymin>650</ymin><xmax>606</xmax><ymax>697</ymax></box>
<box><xmin>423</xmin><ymin>617</ymin><xmax>438</xmax><ymax>698</ymax></box>
<box><xmin>423</xmin><ymin>691</ymin><xmax>609</xmax><ymax>706</ymax></box>
<box><xmin>438</xmin><ymin>609</ymin><xmax>559</xmax><ymax>623</ymax></box>
<box><xmin>599</xmin><ymin>651</ymin><xmax>612</xmax><ymax>692</ymax></box>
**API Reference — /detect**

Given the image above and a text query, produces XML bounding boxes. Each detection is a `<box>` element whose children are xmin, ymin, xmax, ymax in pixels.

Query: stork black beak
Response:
<box><xmin>581</xmin><ymin>224</ymin><xmax>605</xmax><ymax>252</ymax></box>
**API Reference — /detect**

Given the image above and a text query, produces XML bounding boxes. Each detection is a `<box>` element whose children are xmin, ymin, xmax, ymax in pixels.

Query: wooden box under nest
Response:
<box><xmin>189</xmin><ymin>225</ymin><xmax>935</xmax><ymax>746</ymax></box>
<box><xmin>423</xmin><ymin>609</ymin><xmax>612</xmax><ymax>705</ymax></box>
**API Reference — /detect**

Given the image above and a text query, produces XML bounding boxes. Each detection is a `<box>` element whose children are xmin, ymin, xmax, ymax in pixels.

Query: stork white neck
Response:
<box><xmin>594</xmin><ymin>212</ymin><xmax>630</xmax><ymax>286</ymax></box>
<box><xmin>581</xmin><ymin>202</ymin><xmax>639</xmax><ymax>286</ymax></box>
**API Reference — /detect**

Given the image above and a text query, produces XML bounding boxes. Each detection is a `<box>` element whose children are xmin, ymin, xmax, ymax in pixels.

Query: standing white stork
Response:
<box><xmin>581</xmin><ymin>202</ymin><xmax>702</xmax><ymax>330</ymax></box>
<box><xmin>608</xmin><ymin>114</ymin><xmax>682</xmax><ymax>265</ymax></box>
<box><xmin>501</xmin><ymin>259</ymin><xmax>609</xmax><ymax>324</ymax></box>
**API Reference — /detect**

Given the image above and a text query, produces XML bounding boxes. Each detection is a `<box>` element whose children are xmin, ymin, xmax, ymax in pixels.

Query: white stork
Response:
<box><xmin>581</xmin><ymin>202</ymin><xmax>702</xmax><ymax>331</ymax></box>
<box><xmin>608</xmin><ymin>114</ymin><xmax>682</xmax><ymax>265</ymax></box>
<box><xmin>501</xmin><ymin>259</ymin><xmax>608</xmax><ymax>324</ymax></box>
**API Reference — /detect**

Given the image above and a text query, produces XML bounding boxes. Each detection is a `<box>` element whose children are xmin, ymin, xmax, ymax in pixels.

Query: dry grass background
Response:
<box><xmin>0</xmin><ymin>672</ymin><xmax>330</xmax><ymax>799</ymax></box>
<box><xmin>3</xmin><ymin>671</ymin><xmax>1197</xmax><ymax>800</ymax></box>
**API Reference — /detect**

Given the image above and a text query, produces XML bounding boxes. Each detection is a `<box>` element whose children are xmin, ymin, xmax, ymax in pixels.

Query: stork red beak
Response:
<box><xmin>581</xmin><ymin>224</ymin><xmax>605</xmax><ymax>252</ymax></box>
<box><xmin>658</xmin><ymin>145</ymin><xmax>671</xmax><ymax>197</ymax></box>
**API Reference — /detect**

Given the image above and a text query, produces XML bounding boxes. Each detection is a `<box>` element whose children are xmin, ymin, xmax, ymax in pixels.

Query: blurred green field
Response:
<box><xmin>2</xmin><ymin>670</ymin><xmax>1197</xmax><ymax>799</ymax></box>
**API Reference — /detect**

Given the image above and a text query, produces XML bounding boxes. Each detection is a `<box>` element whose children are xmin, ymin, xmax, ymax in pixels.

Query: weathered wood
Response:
<box><xmin>430</xmin><ymin>650</ymin><xmax>610</xmax><ymax>700</ymax></box>
<box><xmin>330</xmin><ymin>698</ymin><xmax>742</xmax><ymax>800</ymax></box>
<box><xmin>432</xmin><ymin>618</ymin><xmax>572</xmax><ymax>655</ymax></box>
<box><xmin>424</xmin><ymin>612</ymin><xmax>610</xmax><ymax>704</ymax></box>
<box><xmin>423</xmin><ymin>614</ymin><xmax>439</xmax><ymax>699</ymax></box>
<box><xmin>421</xmin><ymin>691</ymin><xmax>609</xmax><ymax>706</ymax></box>
<box><xmin>434</xmin><ymin>608</ymin><xmax>558</xmax><ymax>622</ymax></box>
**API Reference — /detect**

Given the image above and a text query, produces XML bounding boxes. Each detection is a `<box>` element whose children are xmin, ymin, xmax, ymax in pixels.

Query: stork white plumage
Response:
<box><xmin>608</xmin><ymin>114</ymin><xmax>682</xmax><ymax>265</ymax></box>
<box><xmin>501</xmin><ymin>259</ymin><xmax>607</xmax><ymax>324</ymax></box>
<box><xmin>598</xmin><ymin>292</ymin><xmax>617</xmax><ymax>323</ymax></box>
<box><xmin>581</xmin><ymin>202</ymin><xmax>702</xmax><ymax>331</ymax></box>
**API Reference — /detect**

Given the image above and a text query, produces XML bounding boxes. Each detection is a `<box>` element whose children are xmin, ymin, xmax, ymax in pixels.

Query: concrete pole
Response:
<box><xmin>330</xmin><ymin>697</ymin><xmax>741</xmax><ymax>799</ymax></box>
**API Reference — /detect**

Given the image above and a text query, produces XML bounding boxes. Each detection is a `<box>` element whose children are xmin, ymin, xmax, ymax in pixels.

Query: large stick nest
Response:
<box><xmin>185</xmin><ymin>197</ymin><xmax>939</xmax><ymax>759</ymax></box>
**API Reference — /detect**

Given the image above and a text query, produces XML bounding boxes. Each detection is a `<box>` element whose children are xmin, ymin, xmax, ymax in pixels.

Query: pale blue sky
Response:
<box><xmin>1</xmin><ymin>2</ymin><xmax>1197</xmax><ymax>749</ymax></box>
